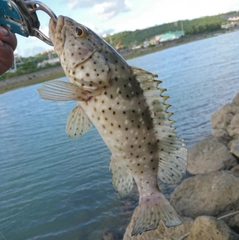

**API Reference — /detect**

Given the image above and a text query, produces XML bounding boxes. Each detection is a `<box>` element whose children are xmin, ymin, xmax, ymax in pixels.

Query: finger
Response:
<box><xmin>0</xmin><ymin>40</ymin><xmax>14</xmax><ymax>75</ymax></box>
<box><xmin>0</xmin><ymin>26</ymin><xmax>17</xmax><ymax>51</ymax></box>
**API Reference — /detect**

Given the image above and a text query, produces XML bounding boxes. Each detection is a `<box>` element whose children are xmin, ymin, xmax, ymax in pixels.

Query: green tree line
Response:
<box><xmin>104</xmin><ymin>12</ymin><xmax>236</xmax><ymax>48</ymax></box>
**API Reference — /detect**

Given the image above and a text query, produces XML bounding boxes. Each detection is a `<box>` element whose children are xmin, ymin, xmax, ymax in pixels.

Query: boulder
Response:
<box><xmin>231</xmin><ymin>165</ymin><xmax>239</xmax><ymax>175</ymax></box>
<box><xmin>123</xmin><ymin>214</ymin><xmax>193</xmax><ymax>240</ymax></box>
<box><xmin>188</xmin><ymin>216</ymin><xmax>239</xmax><ymax>240</ymax></box>
<box><xmin>232</xmin><ymin>93</ymin><xmax>239</xmax><ymax>106</ymax></box>
<box><xmin>211</xmin><ymin>128</ymin><xmax>230</xmax><ymax>141</ymax></box>
<box><xmin>227</xmin><ymin>114</ymin><xmax>239</xmax><ymax>139</ymax></box>
<box><xmin>187</xmin><ymin>137</ymin><xmax>237</xmax><ymax>175</ymax></box>
<box><xmin>211</xmin><ymin>104</ymin><xmax>239</xmax><ymax>130</ymax></box>
<box><xmin>228</xmin><ymin>213</ymin><xmax>239</xmax><ymax>233</ymax></box>
<box><xmin>170</xmin><ymin>171</ymin><xmax>239</xmax><ymax>219</ymax></box>
<box><xmin>229</xmin><ymin>138</ymin><xmax>239</xmax><ymax>158</ymax></box>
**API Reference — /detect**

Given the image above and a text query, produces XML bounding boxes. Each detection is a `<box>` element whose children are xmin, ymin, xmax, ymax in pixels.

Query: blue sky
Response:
<box><xmin>16</xmin><ymin>0</ymin><xmax>239</xmax><ymax>57</ymax></box>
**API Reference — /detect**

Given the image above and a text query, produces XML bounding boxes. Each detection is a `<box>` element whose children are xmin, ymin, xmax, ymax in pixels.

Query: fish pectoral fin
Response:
<box><xmin>110</xmin><ymin>156</ymin><xmax>133</xmax><ymax>197</ymax></box>
<box><xmin>131</xmin><ymin>192</ymin><xmax>182</xmax><ymax>236</ymax></box>
<box><xmin>37</xmin><ymin>80</ymin><xmax>91</xmax><ymax>101</ymax></box>
<box><xmin>66</xmin><ymin>103</ymin><xmax>92</xmax><ymax>138</ymax></box>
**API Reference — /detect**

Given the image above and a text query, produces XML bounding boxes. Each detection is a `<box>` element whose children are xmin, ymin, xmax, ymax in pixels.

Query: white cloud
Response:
<box><xmin>67</xmin><ymin>0</ymin><xmax>80</xmax><ymax>9</ymax></box>
<box><xmin>66</xmin><ymin>0</ymin><xmax>132</xmax><ymax>20</ymax></box>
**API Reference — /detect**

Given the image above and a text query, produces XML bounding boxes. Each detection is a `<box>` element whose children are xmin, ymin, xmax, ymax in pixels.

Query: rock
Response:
<box><xmin>187</xmin><ymin>137</ymin><xmax>237</xmax><ymax>175</ymax></box>
<box><xmin>103</xmin><ymin>231</ymin><xmax>114</xmax><ymax>240</ymax></box>
<box><xmin>188</xmin><ymin>216</ymin><xmax>239</xmax><ymax>240</ymax></box>
<box><xmin>170</xmin><ymin>171</ymin><xmax>239</xmax><ymax>219</ymax></box>
<box><xmin>211</xmin><ymin>128</ymin><xmax>230</xmax><ymax>141</ymax></box>
<box><xmin>211</xmin><ymin>104</ymin><xmax>239</xmax><ymax>130</ymax></box>
<box><xmin>232</xmin><ymin>93</ymin><xmax>239</xmax><ymax>106</ymax></box>
<box><xmin>231</xmin><ymin>165</ymin><xmax>239</xmax><ymax>175</ymax></box>
<box><xmin>123</xmin><ymin>212</ymin><xmax>193</xmax><ymax>240</ymax></box>
<box><xmin>229</xmin><ymin>138</ymin><xmax>239</xmax><ymax>158</ymax></box>
<box><xmin>227</xmin><ymin>114</ymin><xmax>239</xmax><ymax>139</ymax></box>
<box><xmin>228</xmin><ymin>213</ymin><xmax>239</xmax><ymax>233</ymax></box>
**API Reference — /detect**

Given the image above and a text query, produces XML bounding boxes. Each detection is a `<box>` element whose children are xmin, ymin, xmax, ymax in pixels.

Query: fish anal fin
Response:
<box><xmin>37</xmin><ymin>80</ymin><xmax>91</xmax><ymax>101</ymax></box>
<box><xmin>131</xmin><ymin>192</ymin><xmax>181</xmax><ymax>235</ymax></box>
<box><xmin>110</xmin><ymin>156</ymin><xmax>133</xmax><ymax>197</ymax></box>
<box><xmin>66</xmin><ymin>103</ymin><xmax>92</xmax><ymax>138</ymax></box>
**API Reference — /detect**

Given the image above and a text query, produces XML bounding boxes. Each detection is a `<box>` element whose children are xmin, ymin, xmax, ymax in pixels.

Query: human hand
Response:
<box><xmin>0</xmin><ymin>26</ymin><xmax>17</xmax><ymax>75</ymax></box>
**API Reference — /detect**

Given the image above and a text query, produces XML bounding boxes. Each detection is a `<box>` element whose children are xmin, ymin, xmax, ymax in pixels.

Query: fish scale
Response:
<box><xmin>38</xmin><ymin>15</ymin><xmax>187</xmax><ymax>236</ymax></box>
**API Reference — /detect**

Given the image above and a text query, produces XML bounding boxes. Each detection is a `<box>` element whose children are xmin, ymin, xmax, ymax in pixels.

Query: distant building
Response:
<box><xmin>221</xmin><ymin>22</ymin><xmax>239</xmax><ymax>29</ymax></box>
<box><xmin>160</xmin><ymin>31</ymin><xmax>184</xmax><ymax>42</ymax></box>
<box><xmin>228</xmin><ymin>16</ymin><xmax>239</xmax><ymax>21</ymax></box>
<box><xmin>37</xmin><ymin>58</ymin><xmax>59</xmax><ymax>68</ymax></box>
<box><xmin>150</xmin><ymin>35</ymin><xmax>163</xmax><ymax>45</ymax></box>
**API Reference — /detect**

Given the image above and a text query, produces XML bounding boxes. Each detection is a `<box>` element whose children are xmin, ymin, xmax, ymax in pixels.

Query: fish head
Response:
<box><xmin>49</xmin><ymin>15</ymin><xmax>112</xmax><ymax>91</ymax></box>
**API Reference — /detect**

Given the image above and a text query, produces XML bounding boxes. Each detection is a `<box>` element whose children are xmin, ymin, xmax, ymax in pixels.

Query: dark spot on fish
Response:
<box><xmin>105</xmin><ymin>118</ymin><xmax>108</xmax><ymax>121</ymax></box>
<box><xmin>102</xmin><ymin>100</ymin><xmax>105</xmax><ymax>104</ymax></box>
<box><xmin>123</xmin><ymin>111</ymin><xmax>126</xmax><ymax>114</ymax></box>
<box><xmin>139</xmin><ymin>146</ymin><xmax>141</xmax><ymax>148</ymax></box>
<box><xmin>111</xmin><ymin>123</ymin><xmax>113</xmax><ymax>126</ymax></box>
<box><xmin>110</xmin><ymin>94</ymin><xmax>113</xmax><ymax>99</ymax></box>
<box><xmin>109</xmin><ymin>107</ymin><xmax>112</xmax><ymax>110</ymax></box>
<box><xmin>141</xmin><ymin>171</ymin><xmax>143</xmax><ymax>174</ymax></box>
<box><xmin>125</xmin><ymin>128</ymin><xmax>128</xmax><ymax>131</ymax></box>
<box><xmin>137</xmin><ymin>163</ymin><xmax>140</xmax><ymax>166</ymax></box>
<box><xmin>102</xmin><ymin>110</ymin><xmax>105</xmax><ymax>113</ymax></box>
<box><xmin>102</xmin><ymin>70</ymin><xmax>105</xmax><ymax>72</ymax></box>
<box><xmin>102</xmin><ymin>125</ymin><xmax>105</xmax><ymax>129</ymax></box>
<box><xmin>131</xmin><ymin>145</ymin><xmax>133</xmax><ymax>148</ymax></box>
<box><xmin>118</xmin><ymin>125</ymin><xmax>121</xmax><ymax>128</ymax></box>
<box><xmin>115</xmin><ymin>77</ymin><xmax>118</xmax><ymax>81</ymax></box>
<box><xmin>110</xmin><ymin>131</ymin><xmax>113</xmax><ymax>134</ymax></box>
<box><xmin>81</xmin><ymin>66</ymin><xmax>84</xmax><ymax>69</ymax></box>
<box><xmin>113</xmin><ymin>111</ymin><xmax>116</xmax><ymax>115</ymax></box>
<box><xmin>86</xmin><ymin>73</ymin><xmax>90</xmax><ymax>77</ymax></box>
<box><xmin>93</xmin><ymin>62</ymin><xmax>96</xmax><ymax>64</ymax></box>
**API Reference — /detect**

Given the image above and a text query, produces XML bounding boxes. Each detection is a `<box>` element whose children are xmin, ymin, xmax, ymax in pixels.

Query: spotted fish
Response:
<box><xmin>38</xmin><ymin>16</ymin><xmax>187</xmax><ymax>235</ymax></box>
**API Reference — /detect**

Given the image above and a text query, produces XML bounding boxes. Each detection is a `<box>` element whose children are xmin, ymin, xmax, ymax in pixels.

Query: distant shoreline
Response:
<box><xmin>0</xmin><ymin>29</ymin><xmax>237</xmax><ymax>94</ymax></box>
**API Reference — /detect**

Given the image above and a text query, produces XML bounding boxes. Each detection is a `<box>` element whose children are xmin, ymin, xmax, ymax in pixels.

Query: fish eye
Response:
<box><xmin>74</xmin><ymin>26</ymin><xmax>87</xmax><ymax>38</ymax></box>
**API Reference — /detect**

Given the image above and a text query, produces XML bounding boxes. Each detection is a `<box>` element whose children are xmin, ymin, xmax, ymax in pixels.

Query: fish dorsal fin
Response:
<box><xmin>110</xmin><ymin>155</ymin><xmax>133</xmax><ymax>197</ymax></box>
<box><xmin>66</xmin><ymin>103</ymin><xmax>92</xmax><ymax>138</ymax></box>
<box><xmin>132</xmin><ymin>66</ymin><xmax>187</xmax><ymax>184</ymax></box>
<box><xmin>37</xmin><ymin>80</ymin><xmax>91</xmax><ymax>102</ymax></box>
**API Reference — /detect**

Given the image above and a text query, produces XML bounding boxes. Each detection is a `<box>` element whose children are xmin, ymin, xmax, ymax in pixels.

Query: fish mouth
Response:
<box><xmin>49</xmin><ymin>16</ymin><xmax>65</xmax><ymax>53</ymax></box>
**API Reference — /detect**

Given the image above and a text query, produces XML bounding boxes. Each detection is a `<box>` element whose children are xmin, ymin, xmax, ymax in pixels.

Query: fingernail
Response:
<box><xmin>0</xmin><ymin>40</ymin><xmax>3</xmax><ymax>46</ymax></box>
<box><xmin>0</xmin><ymin>27</ymin><xmax>9</xmax><ymax>37</ymax></box>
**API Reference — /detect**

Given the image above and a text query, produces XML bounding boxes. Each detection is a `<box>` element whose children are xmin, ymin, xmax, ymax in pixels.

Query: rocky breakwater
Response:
<box><xmin>123</xmin><ymin>93</ymin><xmax>239</xmax><ymax>240</ymax></box>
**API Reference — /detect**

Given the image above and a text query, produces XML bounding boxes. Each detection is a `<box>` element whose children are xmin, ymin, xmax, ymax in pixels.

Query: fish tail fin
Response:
<box><xmin>131</xmin><ymin>192</ymin><xmax>181</xmax><ymax>236</ymax></box>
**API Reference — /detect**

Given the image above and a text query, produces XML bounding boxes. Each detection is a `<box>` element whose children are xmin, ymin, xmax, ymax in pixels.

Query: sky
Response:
<box><xmin>15</xmin><ymin>0</ymin><xmax>239</xmax><ymax>57</ymax></box>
